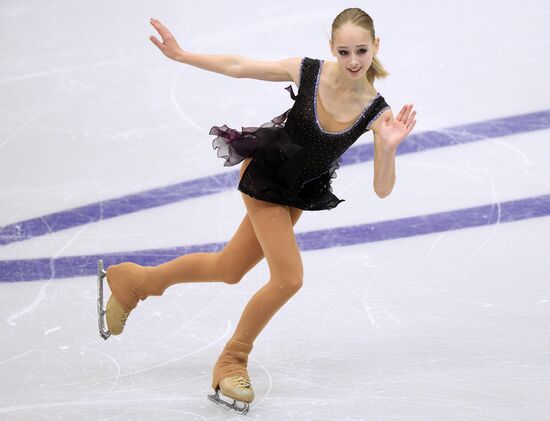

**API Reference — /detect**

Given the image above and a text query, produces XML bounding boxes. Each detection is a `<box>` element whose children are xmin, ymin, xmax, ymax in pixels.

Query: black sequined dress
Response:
<box><xmin>209</xmin><ymin>57</ymin><xmax>391</xmax><ymax>211</ymax></box>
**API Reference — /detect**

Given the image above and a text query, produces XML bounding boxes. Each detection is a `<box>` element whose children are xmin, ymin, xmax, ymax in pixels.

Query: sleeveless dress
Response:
<box><xmin>209</xmin><ymin>57</ymin><xmax>391</xmax><ymax>211</ymax></box>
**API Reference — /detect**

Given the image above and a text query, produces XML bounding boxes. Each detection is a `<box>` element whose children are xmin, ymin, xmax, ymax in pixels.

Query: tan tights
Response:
<box><xmin>106</xmin><ymin>158</ymin><xmax>305</xmax><ymax>391</ymax></box>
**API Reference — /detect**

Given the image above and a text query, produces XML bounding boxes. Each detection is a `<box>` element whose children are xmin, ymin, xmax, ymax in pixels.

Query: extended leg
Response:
<box><xmin>99</xmin><ymin>157</ymin><xmax>303</xmax><ymax>337</ymax></box>
<box><xmin>138</xmin><ymin>157</ymin><xmax>303</xmax><ymax>289</ymax></box>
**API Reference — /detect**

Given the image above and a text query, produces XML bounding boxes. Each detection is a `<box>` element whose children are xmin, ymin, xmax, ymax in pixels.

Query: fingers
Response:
<box><xmin>395</xmin><ymin>104</ymin><xmax>412</xmax><ymax>120</ymax></box>
<box><xmin>149</xmin><ymin>35</ymin><xmax>164</xmax><ymax>51</ymax></box>
<box><xmin>403</xmin><ymin>105</ymin><xmax>414</xmax><ymax>124</ymax></box>
<box><xmin>149</xmin><ymin>18</ymin><xmax>164</xmax><ymax>47</ymax></box>
<box><xmin>149</xmin><ymin>17</ymin><xmax>183</xmax><ymax>60</ymax></box>
<box><xmin>397</xmin><ymin>104</ymin><xmax>417</xmax><ymax>130</ymax></box>
<box><xmin>150</xmin><ymin>18</ymin><xmax>165</xmax><ymax>33</ymax></box>
<box><xmin>403</xmin><ymin>105</ymin><xmax>416</xmax><ymax>131</ymax></box>
<box><xmin>407</xmin><ymin>110</ymin><xmax>417</xmax><ymax>128</ymax></box>
<box><xmin>150</xmin><ymin>17</ymin><xmax>163</xmax><ymax>29</ymax></box>
<box><xmin>398</xmin><ymin>104</ymin><xmax>412</xmax><ymax>120</ymax></box>
<box><xmin>149</xmin><ymin>18</ymin><xmax>172</xmax><ymax>55</ymax></box>
<box><xmin>150</xmin><ymin>18</ymin><xmax>173</xmax><ymax>41</ymax></box>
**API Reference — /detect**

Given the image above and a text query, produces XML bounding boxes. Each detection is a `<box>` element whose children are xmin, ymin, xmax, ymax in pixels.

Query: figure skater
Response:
<box><xmin>96</xmin><ymin>7</ymin><xmax>416</xmax><ymax>415</ymax></box>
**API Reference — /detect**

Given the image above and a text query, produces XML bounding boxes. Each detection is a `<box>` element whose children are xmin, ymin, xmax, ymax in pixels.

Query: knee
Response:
<box><xmin>215</xmin><ymin>253</ymin><xmax>246</xmax><ymax>285</ymax></box>
<box><xmin>286</xmin><ymin>279</ymin><xmax>304</xmax><ymax>295</ymax></box>
<box><xmin>223</xmin><ymin>274</ymin><xmax>244</xmax><ymax>285</ymax></box>
<box><xmin>278</xmin><ymin>273</ymin><xmax>304</xmax><ymax>296</ymax></box>
<box><xmin>221</xmin><ymin>266</ymin><xmax>245</xmax><ymax>285</ymax></box>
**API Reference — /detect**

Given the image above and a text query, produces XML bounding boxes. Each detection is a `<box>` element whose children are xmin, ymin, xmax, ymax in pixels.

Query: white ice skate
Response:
<box><xmin>97</xmin><ymin>259</ymin><xmax>111</xmax><ymax>340</ymax></box>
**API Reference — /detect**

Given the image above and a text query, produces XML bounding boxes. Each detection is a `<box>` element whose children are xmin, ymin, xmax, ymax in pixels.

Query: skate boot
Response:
<box><xmin>208</xmin><ymin>338</ymin><xmax>254</xmax><ymax>415</ymax></box>
<box><xmin>97</xmin><ymin>259</ymin><xmax>163</xmax><ymax>339</ymax></box>
<box><xmin>105</xmin><ymin>294</ymin><xmax>130</xmax><ymax>336</ymax></box>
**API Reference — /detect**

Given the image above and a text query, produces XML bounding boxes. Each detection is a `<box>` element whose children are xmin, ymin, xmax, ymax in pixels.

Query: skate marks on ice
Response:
<box><xmin>1</xmin><ymin>1</ymin><xmax>550</xmax><ymax>419</ymax></box>
<box><xmin>0</xmin><ymin>318</ymin><xmax>252</xmax><ymax>418</ymax></box>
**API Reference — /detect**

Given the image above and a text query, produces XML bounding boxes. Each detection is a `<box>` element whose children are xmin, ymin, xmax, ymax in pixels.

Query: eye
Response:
<box><xmin>338</xmin><ymin>49</ymin><xmax>368</xmax><ymax>56</ymax></box>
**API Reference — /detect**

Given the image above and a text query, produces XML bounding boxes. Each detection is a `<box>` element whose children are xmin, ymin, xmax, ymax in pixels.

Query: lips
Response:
<box><xmin>348</xmin><ymin>67</ymin><xmax>361</xmax><ymax>73</ymax></box>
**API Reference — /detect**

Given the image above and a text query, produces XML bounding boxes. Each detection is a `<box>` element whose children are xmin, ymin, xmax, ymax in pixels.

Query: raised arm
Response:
<box><xmin>149</xmin><ymin>18</ymin><xmax>301</xmax><ymax>83</ymax></box>
<box><xmin>371</xmin><ymin>105</ymin><xmax>417</xmax><ymax>198</ymax></box>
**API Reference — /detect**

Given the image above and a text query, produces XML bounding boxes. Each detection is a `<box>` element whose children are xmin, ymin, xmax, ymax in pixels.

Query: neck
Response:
<box><xmin>330</xmin><ymin>62</ymin><xmax>370</xmax><ymax>93</ymax></box>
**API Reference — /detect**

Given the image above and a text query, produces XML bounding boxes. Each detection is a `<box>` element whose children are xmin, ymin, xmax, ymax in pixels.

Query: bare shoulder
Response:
<box><xmin>370</xmin><ymin>108</ymin><xmax>393</xmax><ymax>134</ymax></box>
<box><xmin>279</xmin><ymin>56</ymin><xmax>303</xmax><ymax>87</ymax></box>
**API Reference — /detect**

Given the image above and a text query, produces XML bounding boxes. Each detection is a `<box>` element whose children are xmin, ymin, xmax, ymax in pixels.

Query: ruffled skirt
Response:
<box><xmin>209</xmin><ymin>86</ymin><xmax>344</xmax><ymax>211</ymax></box>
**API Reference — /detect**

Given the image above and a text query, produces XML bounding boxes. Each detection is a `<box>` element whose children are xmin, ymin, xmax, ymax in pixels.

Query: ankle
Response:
<box><xmin>141</xmin><ymin>265</ymin><xmax>168</xmax><ymax>297</ymax></box>
<box><xmin>224</xmin><ymin>338</ymin><xmax>253</xmax><ymax>359</ymax></box>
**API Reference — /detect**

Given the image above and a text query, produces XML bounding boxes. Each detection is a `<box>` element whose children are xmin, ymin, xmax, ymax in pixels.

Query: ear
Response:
<box><xmin>329</xmin><ymin>39</ymin><xmax>336</xmax><ymax>57</ymax></box>
<box><xmin>374</xmin><ymin>37</ymin><xmax>380</xmax><ymax>55</ymax></box>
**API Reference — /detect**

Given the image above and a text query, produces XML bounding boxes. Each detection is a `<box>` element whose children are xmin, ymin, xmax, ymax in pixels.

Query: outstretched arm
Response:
<box><xmin>149</xmin><ymin>18</ymin><xmax>300</xmax><ymax>82</ymax></box>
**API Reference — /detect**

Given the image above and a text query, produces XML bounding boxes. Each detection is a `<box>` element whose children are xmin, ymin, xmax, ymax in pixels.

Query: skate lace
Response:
<box><xmin>231</xmin><ymin>376</ymin><xmax>251</xmax><ymax>388</ymax></box>
<box><xmin>120</xmin><ymin>312</ymin><xmax>129</xmax><ymax>326</ymax></box>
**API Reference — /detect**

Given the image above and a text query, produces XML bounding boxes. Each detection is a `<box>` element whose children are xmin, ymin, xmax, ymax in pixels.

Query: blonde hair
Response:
<box><xmin>331</xmin><ymin>7</ymin><xmax>389</xmax><ymax>85</ymax></box>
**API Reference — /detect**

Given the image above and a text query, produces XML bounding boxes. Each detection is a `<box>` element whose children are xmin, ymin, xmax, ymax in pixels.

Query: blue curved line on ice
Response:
<box><xmin>1</xmin><ymin>109</ymin><xmax>549</xmax><ymax>247</ymax></box>
<box><xmin>1</xmin><ymin>193</ymin><xmax>549</xmax><ymax>283</ymax></box>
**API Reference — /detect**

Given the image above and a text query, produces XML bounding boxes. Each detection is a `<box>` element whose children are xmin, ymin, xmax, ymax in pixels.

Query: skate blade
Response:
<box><xmin>207</xmin><ymin>389</ymin><xmax>250</xmax><ymax>415</ymax></box>
<box><xmin>97</xmin><ymin>259</ymin><xmax>111</xmax><ymax>340</ymax></box>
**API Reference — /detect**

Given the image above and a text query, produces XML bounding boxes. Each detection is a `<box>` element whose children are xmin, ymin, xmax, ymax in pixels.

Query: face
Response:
<box><xmin>330</xmin><ymin>23</ymin><xmax>379</xmax><ymax>80</ymax></box>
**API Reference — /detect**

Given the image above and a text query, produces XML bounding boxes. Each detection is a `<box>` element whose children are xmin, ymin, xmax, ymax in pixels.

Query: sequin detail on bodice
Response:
<box><xmin>209</xmin><ymin>56</ymin><xmax>391</xmax><ymax>211</ymax></box>
<box><xmin>282</xmin><ymin>57</ymin><xmax>391</xmax><ymax>186</ymax></box>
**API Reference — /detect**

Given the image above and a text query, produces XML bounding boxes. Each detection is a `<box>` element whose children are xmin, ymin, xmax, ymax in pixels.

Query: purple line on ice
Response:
<box><xmin>1</xmin><ymin>109</ymin><xmax>549</xmax><ymax>247</ymax></box>
<box><xmin>1</xmin><ymin>193</ymin><xmax>549</xmax><ymax>283</ymax></box>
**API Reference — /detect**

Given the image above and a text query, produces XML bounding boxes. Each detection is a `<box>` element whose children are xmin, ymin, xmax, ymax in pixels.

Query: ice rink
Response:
<box><xmin>1</xmin><ymin>1</ymin><xmax>550</xmax><ymax>420</ymax></box>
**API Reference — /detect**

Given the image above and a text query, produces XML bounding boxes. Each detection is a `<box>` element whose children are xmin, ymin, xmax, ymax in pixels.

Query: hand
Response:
<box><xmin>377</xmin><ymin>104</ymin><xmax>417</xmax><ymax>151</ymax></box>
<box><xmin>149</xmin><ymin>18</ymin><xmax>185</xmax><ymax>60</ymax></box>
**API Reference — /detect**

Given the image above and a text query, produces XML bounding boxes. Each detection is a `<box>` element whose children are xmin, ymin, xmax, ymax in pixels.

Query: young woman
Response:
<box><xmin>98</xmin><ymin>7</ymin><xmax>416</xmax><ymax>415</ymax></box>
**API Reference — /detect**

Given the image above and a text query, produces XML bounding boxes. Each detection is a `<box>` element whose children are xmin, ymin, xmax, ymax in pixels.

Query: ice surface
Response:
<box><xmin>1</xmin><ymin>0</ymin><xmax>550</xmax><ymax>420</ymax></box>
